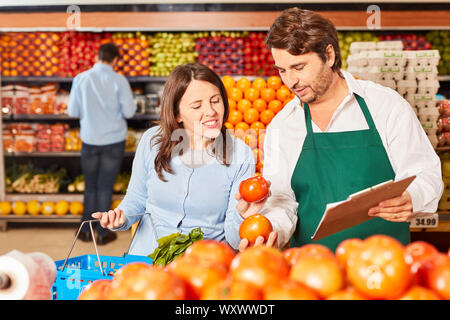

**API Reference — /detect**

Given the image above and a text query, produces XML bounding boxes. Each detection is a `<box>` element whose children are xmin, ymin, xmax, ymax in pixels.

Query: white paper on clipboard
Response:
<box><xmin>311</xmin><ymin>175</ymin><xmax>416</xmax><ymax>241</ymax></box>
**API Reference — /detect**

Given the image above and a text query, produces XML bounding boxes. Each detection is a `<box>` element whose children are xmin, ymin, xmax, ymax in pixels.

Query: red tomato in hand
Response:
<box><xmin>239</xmin><ymin>176</ymin><xmax>269</xmax><ymax>203</ymax></box>
<box><xmin>239</xmin><ymin>213</ymin><xmax>273</xmax><ymax>245</ymax></box>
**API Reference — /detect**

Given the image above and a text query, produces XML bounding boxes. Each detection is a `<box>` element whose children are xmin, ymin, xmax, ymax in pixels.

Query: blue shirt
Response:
<box><xmin>116</xmin><ymin>126</ymin><xmax>255</xmax><ymax>256</ymax></box>
<box><xmin>68</xmin><ymin>63</ymin><xmax>136</xmax><ymax>146</ymax></box>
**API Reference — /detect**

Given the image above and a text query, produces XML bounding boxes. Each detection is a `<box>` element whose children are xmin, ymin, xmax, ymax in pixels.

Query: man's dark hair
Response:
<box><xmin>266</xmin><ymin>8</ymin><xmax>342</xmax><ymax>74</ymax></box>
<box><xmin>98</xmin><ymin>43</ymin><xmax>120</xmax><ymax>63</ymax></box>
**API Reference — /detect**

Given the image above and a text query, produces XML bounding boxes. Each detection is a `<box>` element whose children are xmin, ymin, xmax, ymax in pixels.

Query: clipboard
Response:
<box><xmin>311</xmin><ymin>175</ymin><xmax>416</xmax><ymax>241</ymax></box>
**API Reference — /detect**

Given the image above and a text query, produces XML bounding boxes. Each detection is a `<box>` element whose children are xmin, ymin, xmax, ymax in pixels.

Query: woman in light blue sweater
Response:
<box><xmin>92</xmin><ymin>63</ymin><xmax>256</xmax><ymax>255</ymax></box>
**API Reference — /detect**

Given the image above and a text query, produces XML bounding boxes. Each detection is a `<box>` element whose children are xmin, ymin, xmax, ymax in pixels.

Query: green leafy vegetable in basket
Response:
<box><xmin>148</xmin><ymin>227</ymin><xmax>203</xmax><ymax>266</ymax></box>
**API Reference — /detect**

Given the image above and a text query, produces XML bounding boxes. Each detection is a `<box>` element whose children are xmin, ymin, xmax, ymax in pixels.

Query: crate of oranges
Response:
<box><xmin>222</xmin><ymin>75</ymin><xmax>294</xmax><ymax>174</ymax></box>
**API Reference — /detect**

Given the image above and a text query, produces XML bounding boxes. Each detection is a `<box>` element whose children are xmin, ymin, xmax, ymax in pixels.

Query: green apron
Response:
<box><xmin>290</xmin><ymin>93</ymin><xmax>410</xmax><ymax>251</ymax></box>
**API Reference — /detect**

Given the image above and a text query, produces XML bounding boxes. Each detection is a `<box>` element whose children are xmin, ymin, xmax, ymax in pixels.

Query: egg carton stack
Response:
<box><xmin>347</xmin><ymin>41</ymin><xmax>441</xmax><ymax>148</ymax></box>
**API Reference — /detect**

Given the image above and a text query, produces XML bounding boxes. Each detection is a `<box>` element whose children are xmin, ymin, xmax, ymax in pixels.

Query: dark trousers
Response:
<box><xmin>80</xmin><ymin>140</ymin><xmax>125</xmax><ymax>236</ymax></box>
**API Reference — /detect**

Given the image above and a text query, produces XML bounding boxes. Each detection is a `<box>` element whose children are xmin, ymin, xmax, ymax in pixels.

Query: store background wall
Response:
<box><xmin>0</xmin><ymin>1</ymin><xmax>449</xmax><ymax>253</ymax></box>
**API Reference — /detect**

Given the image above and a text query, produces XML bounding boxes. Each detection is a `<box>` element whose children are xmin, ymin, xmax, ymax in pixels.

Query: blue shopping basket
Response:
<box><xmin>52</xmin><ymin>220</ymin><xmax>152</xmax><ymax>300</ymax></box>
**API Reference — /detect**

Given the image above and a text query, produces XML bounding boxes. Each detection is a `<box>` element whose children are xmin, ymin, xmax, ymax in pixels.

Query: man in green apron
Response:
<box><xmin>236</xmin><ymin>8</ymin><xmax>443</xmax><ymax>252</ymax></box>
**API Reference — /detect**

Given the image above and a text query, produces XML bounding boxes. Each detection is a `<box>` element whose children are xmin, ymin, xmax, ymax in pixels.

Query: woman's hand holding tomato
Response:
<box><xmin>235</xmin><ymin>176</ymin><xmax>277</xmax><ymax>252</ymax></box>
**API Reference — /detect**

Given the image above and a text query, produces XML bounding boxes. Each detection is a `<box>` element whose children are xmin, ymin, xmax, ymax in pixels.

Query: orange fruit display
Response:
<box><xmin>260</xmin><ymin>109</ymin><xmax>275</xmax><ymax>125</ymax></box>
<box><xmin>236</xmin><ymin>77</ymin><xmax>252</xmax><ymax>92</ymax></box>
<box><xmin>252</xmin><ymin>99</ymin><xmax>267</xmax><ymax>113</ymax></box>
<box><xmin>222</xmin><ymin>75</ymin><xmax>236</xmax><ymax>90</ymax></box>
<box><xmin>250</xmin><ymin>121</ymin><xmax>265</xmax><ymax>131</ymax></box>
<box><xmin>228</xmin><ymin>87</ymin><xmax>243</xmax><ymax>102</ymax></box>
<box><xmin>252</xmin><ymin>77</ymin><xmax>267</xmax><ymax>91</ymax></box>
<box><xmin>267</xmin><ymin>76</ymin><xmax>282</xmax><ymax>90</ymax></box>
<box><xmin>252</xmin><ymin>148</ymin><xmax>264</xmax><ymax>163</ymax></box>
<box><xmin>244</xmin><ymin>88</ymin><xmax>260</xmax><ymax>102</ymax></box>
<box><xmin>227</xmin><ymin>110</ymin><xmax>243</xmax><ymax>126</ymax></box>
<box><xmin>237</xmin><ymin>99</ymin><xmax>252</xmax><ymax>113</ymax></box>
<box><xmin>228</xmin><ymin>99</ymin><xmax>237</xmax><ymax>111</ymax></box>
<box><xmin>276</xmin><ymin>86</ymin><xmax>291</xmax><ymax>102</ymax></box>
<box><xmin>243</xmin><ymin>134</ymin><xmax>258</xmax><ymax>150</ymax></box>
<box><xmin>234</xmin><ymin>122</ymin><xmax>250</xmax><ymax>137</ymax></box>
<box><xmin>224</xmin><ymin>122</ymin><xmax>234</xmax><ymax>130</ymax></box>
<box><xmin>267</xmin><ymin>99</ymin><xmax>283</xmax><ymax>114</ymax></box>
<box><xmin>260</xmin><ymin>88</ymin><xmax>276</xmax><ymax>103</ymax></box>
<box><xmin>243</xmin><ymin>108</ymin><xmax>260</xmax><ymax>124</ymax></box>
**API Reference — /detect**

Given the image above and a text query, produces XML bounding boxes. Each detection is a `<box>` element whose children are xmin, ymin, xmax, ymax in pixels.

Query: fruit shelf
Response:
<box><xmin>0</xmin><ymin>193</ymin><xmax>124</xmax><ymax>231</ymax></box>
<box><xmin>3</xmin><ymin>151</ymin><xmax>136</xmax><ymax>157</ymax></box>
<box><xmin>1</xmin><ymin>113</ymin><xmax>159</xmax><ymax>121</ymax></box>
<box><xmin>0</xmin><ymin>214</ymin><xmax>81</xmax><ymax>232</ymax></box>
<box><xmin>0</xmin><ymin>76</ymin><xmax>168</xmax><ymax>83</ymax></box>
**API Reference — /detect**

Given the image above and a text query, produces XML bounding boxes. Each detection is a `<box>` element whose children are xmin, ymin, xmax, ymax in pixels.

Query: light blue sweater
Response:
<box><xmin>116</xmin><ymin>126</ymin><xmax>255</xmax><ymax>255</ymax></box>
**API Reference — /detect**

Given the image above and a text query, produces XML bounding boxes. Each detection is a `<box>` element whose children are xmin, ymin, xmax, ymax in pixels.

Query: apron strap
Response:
<box><xmin>303</xmin><ymin>92</ymin><xmax>376</xmax><ymax>134</ymax></box>
<box><xmin>354</xmin><ymin>93</ymin><xmax>376</xmax><ymax>130</ymax></box>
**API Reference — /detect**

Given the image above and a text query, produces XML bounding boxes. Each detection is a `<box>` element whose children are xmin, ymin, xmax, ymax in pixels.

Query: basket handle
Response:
<box><xmin>60</xmin><ymin>219</ymin><xmax>104</xmax><ymax>276</ymax></box>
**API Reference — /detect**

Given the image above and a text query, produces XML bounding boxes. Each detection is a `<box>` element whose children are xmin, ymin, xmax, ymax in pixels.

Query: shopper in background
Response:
<box><xmin>68</xmin><ymin>43</ymin><xmax>136</xmax><ymax>245</ymax></box>
<box><xmin>236</xmin><ymin>8</ymin><xmax>443</xmax><ymax>252</ymax></box>
<box><xmin>91</xmin><ymin>62</ymin><xmax>255</xmax><ymax>256</ymax></box>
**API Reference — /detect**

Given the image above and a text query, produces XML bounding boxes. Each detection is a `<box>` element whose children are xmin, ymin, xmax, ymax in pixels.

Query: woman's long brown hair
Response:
<box><xmin>151</xmin><ymin>63</ymin><xmax>232</xmax><ymax>181</ymax></box>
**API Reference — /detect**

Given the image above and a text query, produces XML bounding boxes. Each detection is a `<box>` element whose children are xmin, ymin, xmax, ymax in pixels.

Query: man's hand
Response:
<box><xmin>235</xmin><ymin>178</ymin><xmax>277</xmax><ymax>252</ymax></box>
<box><xmin>368</xmin><ymin>191</ymin><xmax>413</xmax><ymax>222</ymax></box>
<box><xmin>235</xmin><ymin>179</ymin><xmax>271</xmax><ymax>219</ymax></box>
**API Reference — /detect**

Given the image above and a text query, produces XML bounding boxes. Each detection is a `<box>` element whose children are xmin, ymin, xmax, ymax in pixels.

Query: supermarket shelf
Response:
<box><xmin>0</xmin><ymin>214</ymin><xmax>80</xmax><ymax>232</ymax></box>
<box><xmin>0</xmin><ymin>193</ymin><xmax>125</xmax><ymax>231</ymax></box>
<box><xmin>1</xmin><ymin>76</ymin><xmax>167</xmax><ymax>83</ymax></box>
<box><xmin>6</xmin><ymin>114</ymin><xmax>78</xmax><ymax>121</ymax></box>
<box><xmin>4</xmin><ymin>151</ymin><xmax>136</xmax><ymax>157</ymax></box>
<box><xmin>438</xmin><ymin>75</ymin><xmax>450</xmax><ymax>82</ymax></box>
<box><xmin>0</xmin><ymin>11</ymin><xmax>449</xmax><ymax>31</ymax></box>
<box><xmin>1</xmin><ymin>113</ymin><xmax>159</xmax><ymax>121</ymax></box>
<box><xmin>4</xmin><ymin>193</ymin><xmax>124</xmax><ymax>202</ymax></box>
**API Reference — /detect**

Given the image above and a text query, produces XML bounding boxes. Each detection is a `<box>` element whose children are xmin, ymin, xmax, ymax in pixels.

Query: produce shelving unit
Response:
<box><xmin>0</xmin><ymin>2</ymin><xmax>449</xmax><ymax>244</ymax></box>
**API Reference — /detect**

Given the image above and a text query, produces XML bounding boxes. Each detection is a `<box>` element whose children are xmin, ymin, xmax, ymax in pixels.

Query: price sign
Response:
<box><xmin>409</xmin><ymin>213</ymin><xmax>439</xmax><ymax>228</ymax></box>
